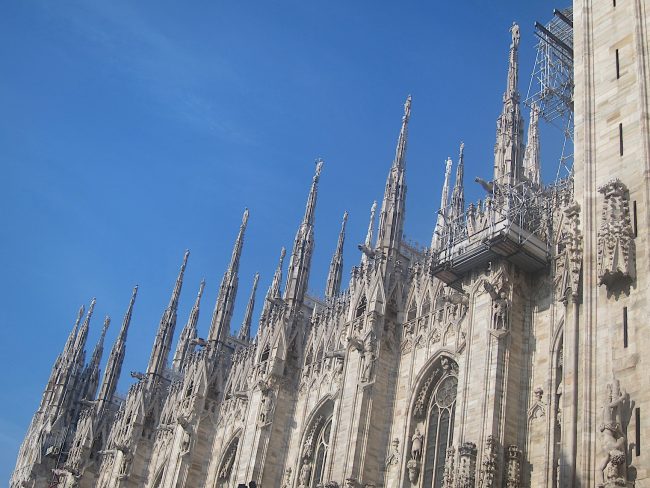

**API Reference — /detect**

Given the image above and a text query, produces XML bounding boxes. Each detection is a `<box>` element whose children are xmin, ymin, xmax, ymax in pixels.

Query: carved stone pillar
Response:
<box><xmin>456</xmin><ymin>442</ymin><xmax>477</xmax><ymax>488</ymax></box>
<box><xmin>478</xmin><ymin>435</ymin><xmax>497</xmax><ymax>488</ymax></box>
<box><xmin>442</xmin><ymin>446</ymin><xmax>455</xmax><ymax>488</ymax></box>
<box><xmin>505</xmin><ymin>445</ymin><xmax>522</xmax><ymax>488</ymax></box>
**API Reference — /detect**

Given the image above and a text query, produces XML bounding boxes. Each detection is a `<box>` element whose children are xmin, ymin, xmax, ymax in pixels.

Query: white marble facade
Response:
<box><xmin>11</xmin><ymin>2</ymin><xmax>650</xmax><ymax>487</ymax></box>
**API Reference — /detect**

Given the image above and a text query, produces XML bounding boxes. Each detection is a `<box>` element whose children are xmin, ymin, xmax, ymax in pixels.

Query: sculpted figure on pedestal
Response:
<box><xmin>483</xmin><ymin>281</ymin><xmax>510</xmax><ymax>330</ymax></box>
<box><xmin>597</xmin><ymin>379</ymin><xmax>628</xmax><ymax>487</ymax></box>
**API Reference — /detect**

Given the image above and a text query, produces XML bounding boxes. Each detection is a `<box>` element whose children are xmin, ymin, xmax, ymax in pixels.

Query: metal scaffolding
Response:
<box><xmin>525</xmin><ymin>7</ymin><xmax>574</xmax><ymax>184</ymax></box>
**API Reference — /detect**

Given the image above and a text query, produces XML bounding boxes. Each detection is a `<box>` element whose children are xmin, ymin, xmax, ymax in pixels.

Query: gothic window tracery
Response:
<box><xmin>421</xmin><ymin>376</ymin><xmax>457</xmax><ymax>488</ymax></box>
<box><xmin>409</xmin><ymin>356</ymin><xmax>458</xmax><ymax>488</ymax></box>
<box><xmin>216</xmin><ymin>437</ymin><xmax>239</xmax><ymax>487</ymax></box>
<box><xmin>310</xmin><ymin>417</ymin><xmax>332</xmax><ymax>486</ymax></box>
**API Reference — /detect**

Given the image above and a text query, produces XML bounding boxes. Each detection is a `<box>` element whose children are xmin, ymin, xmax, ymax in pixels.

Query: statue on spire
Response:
<box><xmin>510</xmin><ymin>22</ymin><xmax>520</xmax><ymax>49</ymax></box>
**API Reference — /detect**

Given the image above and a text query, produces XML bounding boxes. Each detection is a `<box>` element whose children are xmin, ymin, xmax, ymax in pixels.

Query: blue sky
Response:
<box><xmin>0</xmin><ymin>1</ymin><xmax>568</xmax><ymax>480</ymax></box>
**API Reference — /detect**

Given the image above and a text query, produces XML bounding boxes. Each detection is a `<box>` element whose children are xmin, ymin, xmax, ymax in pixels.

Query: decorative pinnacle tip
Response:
<box><xmin>403</xmin><ymin>95</ymin><xmax>412</xmax><ymax>118</ymax></box>
<box><xmin>314</xmin><ymin>159</ymin><xmax>324</xmax><ymax>179</ymax></box>
<box><xmin>343</xmin><ymin>211</ymin><xmax>349</xmax><ymax>222</ymax></box>
<box><xmin>280</xmin><ymin>247</ymin><xmax>286</xmax><ymax>259</ymax></box>
<box><xmin>242</xmin><ymin>208</ymin><xmax>250</xmax><ymax>226</ymax></box>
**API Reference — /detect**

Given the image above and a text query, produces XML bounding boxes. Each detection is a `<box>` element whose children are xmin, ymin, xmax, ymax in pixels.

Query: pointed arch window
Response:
<box><xmin>216</xmin><ymin>437</ymin><xmax>239</xmax><ymax>487</ymax></box>
<box><xmin>407</xmin><ymin>300</ymin><xmax>418</xmax><ymax>321</ymax></box>
<box><xmin>421</xmin><ymin>297</ymin><xmax>431</xmax><ymax>316</ymax></box>
<box><xmin>261</xmin><ymin>345</ymin><xmax>270</xmax><ymax>362</ymax></box>
<box><xmin>311</xmin><ymin>417</ymin><xmax>332</xmax><ymax>486</ymax></box>
<box><xmin>356</xmin><ymin>296</ymin><xmax>367</xmax><ymax>318</ymax></box>
<box><xmin>420</xmin><ymin>375</ymin><xmax>457</xmax><ymax>488</ymax></box>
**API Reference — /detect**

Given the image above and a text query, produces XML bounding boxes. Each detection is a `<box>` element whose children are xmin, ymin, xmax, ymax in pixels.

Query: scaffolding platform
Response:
<box><xmin>431</xmin><ymin>217</ymin><xmax>550</xmax><ymax>289</ymax></box>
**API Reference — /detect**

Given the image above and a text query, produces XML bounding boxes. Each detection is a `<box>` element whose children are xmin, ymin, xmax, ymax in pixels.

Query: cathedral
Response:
<box><xmin>11</xmin><ymin>2</ymin><xmax>650</xmax><ymax>487</ymax></box>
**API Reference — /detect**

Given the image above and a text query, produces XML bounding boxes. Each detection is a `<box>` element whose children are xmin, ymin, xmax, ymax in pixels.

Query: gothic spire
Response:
<box><xmin>146</xmin><ymin>251</ymin><xmax>189</xmax><ymax>380</ymax></box>
<box><xmin>261</xmin><ymin>247</ymin><xmax>286</xmax><ymax>324</ymax></box>
<box><xmin>172</xmin><ymin>279</ymin><xmax>205</xmax><ymax>371</ymax></box>
<box><xmin>283</xmin><ymin>161</ymin><xmax>323</xmax><ymax>308</ymax></box>
<box><xmin>325</xmin><ymin>211</ymin><xmax>347</xmax><ymax>300</ymax></box>
<box><xmin>523</xmin><ymin>104</ymin><xmax>541</xmax><ymax>186</ymax></box>
<box><xmin>376</xmin><ymin>96</ymin><xmax>411</xmax><ymax>252</ymax></box>
<box><xmin>365</xmin><ymin>201</ymin><xmax>377</xmax><ymax>249</ymax></box>
<box><xmin>238</xmin><ymin>273</ymin><xmax>260</xmax><ymax>342</ymax></box>
<box><xmin>97</xmin><ymin>286</ymin><xmax>137</xmax><ymax>410</ymax></box>
<box><xmin>39</xmin><ymin>305</ymin><xmax>85</xmax><ymax>410</ymax></box>
<box><xmin>450</xmin><ymin>142</ymin><xmax>466</xmax><ymax>220</ymax></box>
<box><xmin>73</xmin><ymin>298</ymin><xmax>96</xmax><ymax>366</ymax></box>
<box><xmin>63</xmin><ymin>305</ymin><xmax>85</xmax><ymax>358</ymax></box>
<box><xmin>208</xmin><ymin>209</ymin><xmax>249</xmax><ymax>345</ymax></box>
<box><xmin>493</xmin><ymin>23</ymin><xmax>525</xmax><ymax>187</ymax></box>
<box><xmin>431</xmin><ymin>156</ymin><xmax>454</xmax><ymax>250</ymax></box>
<box><xmin>80</xmin><ymin>315</ymin><xmax>110</xmax><ymax>401</ymax></box>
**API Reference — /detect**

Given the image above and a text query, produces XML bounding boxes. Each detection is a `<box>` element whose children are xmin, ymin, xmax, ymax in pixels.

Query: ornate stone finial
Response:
<box><xmin>242</xmin><ymin>207</ymin><xmax>250</xmax><ymax>227</ymax></box>
<box><xmin>403</xmin><ymin>94</ymin><xmax>412</xmax><ymax>120</ymax></box>
<box><xmin>315</xmin><ymin>159</ymin><xmax>324</xmax><ymax>180</ymax></box>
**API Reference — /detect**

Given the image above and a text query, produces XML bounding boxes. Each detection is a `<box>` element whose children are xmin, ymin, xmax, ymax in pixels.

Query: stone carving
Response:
<box><xmin>298</xmin><ymin>459</ymin><xmax>312</xmax><ymax>488</ymax></box>
<box><xmin>483</xmin><ymin>281</ymin><xmax>510</xmax><ymax>330</ymax></box>
<box><xmin>414</xmin><ymin>375</ymin><xmax>435</xmax><ymax>418</ymax></box>
<box><xmin>479</xmin><ymin>435</ymin><xmax>497</xmax><ymax>488</ymax></box>
<box><xmin>597</xmin><ymin>379</ymin><xmax>628</xmax><ymax>487</ymax></box>
<box><xmin>385</xmin><ymin>437</ymin><xmax>400</xmax><ymax>467</ymax></box>
<box><xmin>303</xmin><ymin>415</ymin><xmax>323</xmax><ymax>459</ymax></box>
<box><xmin>597</xmin><ymin>179</ymin><xmax>635</xmax><ymax>287</ymax></box>
<box><xmin>405</xmin><ymin>429</ymin><xmax>424</xmax><ymax>483</ymax></box>
<box><xmin>281</xmin><ymin>467</ymin><xmax>292</xmax><ymax>488</ymax></box>
<box><xmin>411</xmin><ymin>429</ymin><xmax>423</xmax><ymax>460</ymax></box>
<box><xmin>259</xmin><ymin>394</ymin><xmax>273</xmax><ymax>424</ymax></box>
<box><xmin>442</xmin><ymin>446</ymin><xmax>455</xmax><ymax>488</ymax></box>
<box><xmin>361</xmin><ymin>333</ymin><xmax>376</xmax><ymax>382</ymax></box>
<box><xmin>457</xmin><ymin>442</ymin><xmax>477</xmax><ymax>488</ymax></box>
<box><xmin>556</xmin><ymin>202</ymin><xmax>583</xmax><ymax>300</ymax></box>
<box><xmin>406</xmin><ymin>459</ymin><xmax>420</xmax><ymax>483</ymax></box>
<box><xmin>505</xmin><ymin>445</ymin><xmax>522</xmax><ymax>488</ymax></box>
<box><xmin>528</xmin><ymin>386</ymin><xmax>546</xmax><ymax>420</ymax></box>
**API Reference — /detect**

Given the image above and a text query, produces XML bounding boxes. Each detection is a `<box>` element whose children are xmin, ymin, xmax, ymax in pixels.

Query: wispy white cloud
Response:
<box><xmin>47</xmin><ymin>1</ymin><xmax>250</xmax><ymax>143</ymax></box>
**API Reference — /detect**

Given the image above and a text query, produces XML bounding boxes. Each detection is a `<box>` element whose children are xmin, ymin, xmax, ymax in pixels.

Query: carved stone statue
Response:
<box><xmin>484</xmin><ymin>281</ymin><xmax>510</xmax><ymax>330</ymax></box>
<box><xmin>406</xmin><ymin>459</ymin><xmax>420</xmax><ymax>483</ymax></box>
<box><xmin>385</xmin><ymin>437</ymin><xmax>400</xmax><ymax>467</ymax></box>
<box><xmin>259</xmin><ymin>394</ymin><xmax>273</xmax><ymax>424</ymax></box>
<box><xmin>411</xmin><ymin>429</ymin><xmax>423</xmax><ymax>460</ymax></box>
<box><xmin>598</xmin><ymin>379</ymin><xmax>628</xmax><ymax>487</ymax></box>
<box><xmin>510</xmin><ymin>22</ymin><xmax>520</xmax><ymax>48</ymax></box>
<box><xmin>361</xmin><ymin>335</ymin><xmax>376</xmax><ymax>382</ymax></box>
<box><xmin>299</xmin><ymin>459</ymin><xmax>312</xmax><ymax>488</ymax></box>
